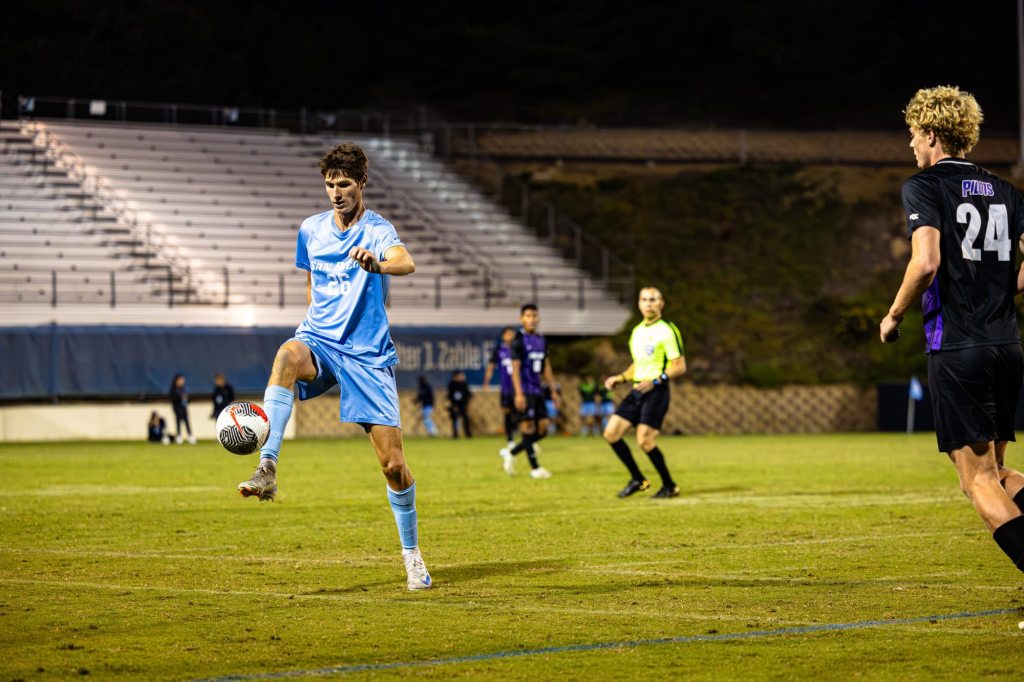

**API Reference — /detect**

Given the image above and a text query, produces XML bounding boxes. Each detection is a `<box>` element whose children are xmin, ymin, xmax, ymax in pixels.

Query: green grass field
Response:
<box><xmin>3</xmin><ymin>433</ymin><xmax>1023</xmax><ymax>681</ymax></box>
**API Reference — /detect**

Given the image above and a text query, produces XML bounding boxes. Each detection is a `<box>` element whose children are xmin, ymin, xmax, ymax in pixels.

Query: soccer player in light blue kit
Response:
<box><xmin>238</xmin><ymin>143</ymin><xmax>431</xmax><ymax>590</ymax></box>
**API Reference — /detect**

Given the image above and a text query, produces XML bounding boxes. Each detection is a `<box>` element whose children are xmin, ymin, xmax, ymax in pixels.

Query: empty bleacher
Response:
<box><xmin>1</xmin><ymin>120</ymin><xmax>628</xmax><ymax>331</ymax></box>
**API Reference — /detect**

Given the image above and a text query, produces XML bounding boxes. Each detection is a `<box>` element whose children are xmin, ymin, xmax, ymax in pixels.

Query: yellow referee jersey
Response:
<box><xmin>628</xmin><ymin>319</ymin><xmax>684</xmax><ymax>382</ymax></box>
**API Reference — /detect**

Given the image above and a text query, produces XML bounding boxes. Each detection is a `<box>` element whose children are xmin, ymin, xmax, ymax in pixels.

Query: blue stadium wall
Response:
<box><xmin>0</xmin><ymin>325</ymin><xmax>502</xmax><ymax>400</ymax></box>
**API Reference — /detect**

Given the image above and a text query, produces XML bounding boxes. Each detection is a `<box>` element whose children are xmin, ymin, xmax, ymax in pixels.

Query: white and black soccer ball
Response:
<box><xmin>216</xmin><ymin>402</ymin><xmax>270</xmax><ymax>455</ymax></box>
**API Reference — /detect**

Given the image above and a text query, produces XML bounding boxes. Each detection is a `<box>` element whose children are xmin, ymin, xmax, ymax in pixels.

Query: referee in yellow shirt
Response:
<box><xmin>603</xmin><ymin>287</ymin><xmax>686</xmax><ymax>498</ymax></box>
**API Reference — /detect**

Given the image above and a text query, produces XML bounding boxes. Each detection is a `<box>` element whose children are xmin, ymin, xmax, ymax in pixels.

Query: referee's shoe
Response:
<box><xmin>652</xmin><ymin>484</ymin><xmax>680</xmax><ymax>499</ymax></box>
<box><xmin>617</xmin><ymin>479</ymin><xmax>650</xmax><ymax>498</ymax></box>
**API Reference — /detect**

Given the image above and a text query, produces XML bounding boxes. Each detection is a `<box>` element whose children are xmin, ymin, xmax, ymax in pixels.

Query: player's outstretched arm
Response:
<box><xmin>349</xmin><ymin>245</ymin><xmax>416</xmax><ymax>276</ymax></box>
<box><xmin>880</xmin><ymin>226</ymin><xmax>940</xmax><ymax>343</ymax></box>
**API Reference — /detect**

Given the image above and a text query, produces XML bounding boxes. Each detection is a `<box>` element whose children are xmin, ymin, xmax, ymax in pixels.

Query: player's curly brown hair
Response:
<box><xmin>318</xmin><ymin>142</ymin><xmax>368</xmax><ymax>181</ymax></box>
<box><xmin>904</xmin><ymin>85</ymin><xmax>983</xmax><ymax>157</ymax></box>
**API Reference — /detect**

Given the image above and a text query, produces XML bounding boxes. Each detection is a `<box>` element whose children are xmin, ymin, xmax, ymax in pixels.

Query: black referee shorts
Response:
<box><xmin>613</xmin><ymin>383</ymin><xmax>670</xmax><ymax>431</ymax></box>
<box><xmin>927</xmin><ymin>343</ymin><xmax>1023</xmax><ymax>452</ymax></box>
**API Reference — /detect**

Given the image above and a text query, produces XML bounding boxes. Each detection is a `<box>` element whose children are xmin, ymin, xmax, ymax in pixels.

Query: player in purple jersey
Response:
<box><xmin>880</xmin><ymin>86</ymin><xmax>1024</xmax><ymax>577</ymax></box>
<box><xmin>499</xmin><ymin>304</ymin><xmax>560</xmax><ymax>478</ymax></box>
<box><xmin>483</xmin><ymin>326</ymin><xmax>518</xmax><ymax>448</ymax></box>
<box><xmin>237</xmin><ymin>143</ymin><xmax>430</xmax><ymax>590</ymax></box>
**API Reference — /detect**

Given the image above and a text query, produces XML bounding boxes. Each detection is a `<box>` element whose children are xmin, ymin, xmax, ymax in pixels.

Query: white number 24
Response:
<box><xmin>959</xmin><ymin>202</ymin><xmax>1010</xmax><ymax>261</ymax></box>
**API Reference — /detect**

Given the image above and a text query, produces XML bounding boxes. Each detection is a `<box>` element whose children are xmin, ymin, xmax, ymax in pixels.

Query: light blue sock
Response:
<box><xmin>387</xmin><ymin>483</ymin><xmax>418</xmax><ymax>550</ymax></box>
<box><xmin>259</xmin><ymin>385</ymin><xmax>294</xmax><ymax>464</ymax></box>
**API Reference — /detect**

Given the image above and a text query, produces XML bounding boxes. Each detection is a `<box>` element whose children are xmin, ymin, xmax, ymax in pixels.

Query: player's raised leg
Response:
<box><xmin>368</xmin><ymin>424</ymin><xmax>431</xmax><ymax>590</ymax></box>
<box><xmin>238</xmin><ymin>339</ymin><xmax>316</xmax><ymax>501</ymax></box>
<box><xmin>604</xmin><ymin>414</ymin><xmax>648</xmax><ymax>497</ymax></box>
<box><xmin>950</xmin><ymin>442</ymin><xmax>1024</xmax><ymax>571</ymax></box>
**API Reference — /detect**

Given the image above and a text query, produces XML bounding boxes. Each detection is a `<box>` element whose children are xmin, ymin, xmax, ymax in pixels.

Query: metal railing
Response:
<box><xmin>420</xmin><ymin>114</ymin><xmax>636</xmax><ymax>298</ymax></box>
<box><xmin>0</xmin><ymin>266</ymin><xmax>628</xmax><ymax>311</ymax></box>
<box><xmin>10</xmin><ymin>94</ymin><xmax>636</xmax><ymax>306</ymax></box>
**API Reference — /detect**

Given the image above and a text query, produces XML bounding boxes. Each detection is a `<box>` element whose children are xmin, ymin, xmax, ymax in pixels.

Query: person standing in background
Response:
<box><xmin>169</xmin><ymin>373</ymin><xmax>196</xmax><ymax>445</ymax></box>
<box><xmin>415</xmin><ymin>375</ymin><xmax>438</xmax><ymax>437</ymax></box>
<box><xmin>447</xmin><ymin>370</ymin><xmax>472</xmax><ymax>439</ymax></box>
<box><xmin>211</xmin><ymin>372</ymin><xmax>236</xmax><ymax>421</ymax></box>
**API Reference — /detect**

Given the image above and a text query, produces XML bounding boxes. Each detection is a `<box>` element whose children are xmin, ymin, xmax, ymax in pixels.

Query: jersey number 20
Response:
<box><xmin>959</xmin><ymin>202</ymin><xmax>1009</xmax><ymax>261</ymax></box>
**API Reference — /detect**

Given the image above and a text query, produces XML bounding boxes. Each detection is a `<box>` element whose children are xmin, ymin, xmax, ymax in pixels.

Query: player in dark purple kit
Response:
<box><xmin>880</xmin><ymin>85</ymin><xmax>1024</xmax><ymax>578</ymax></box>
<box><xmin>483</xmin><ymin>326</ymin><xmax>518</xmax><ymax>449</ymax></box>
<box><xmin>499</xmin><ymin>304</ymin><xmax>560</xmax><ymax>478</ymax></box>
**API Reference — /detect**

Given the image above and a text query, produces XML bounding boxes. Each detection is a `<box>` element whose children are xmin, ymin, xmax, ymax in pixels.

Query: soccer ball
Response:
<box><xmin>216</xmin><ymin>402</ymin><xmax>270</xmax><ymax>455</ymax></box>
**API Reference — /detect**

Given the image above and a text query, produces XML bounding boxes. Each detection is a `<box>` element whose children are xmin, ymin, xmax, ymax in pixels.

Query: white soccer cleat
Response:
<box><xmin>187</xmin><ymin>435</ymin><xmax>197</xmax><ymax>445</ymax></box>
<box><xmin>499</xmin><ymin>446</ymin><xmax>516</xmax><ymax>476</ymax></box>
<box><xmin>403</xmin><ymin>548</ymin><xmax>432</xmax><ymax>590</ymax></box>
<box><xmin>530</xmin><ymin>467</ymin><xmax>552</xmax><ymax>479</ymax></box>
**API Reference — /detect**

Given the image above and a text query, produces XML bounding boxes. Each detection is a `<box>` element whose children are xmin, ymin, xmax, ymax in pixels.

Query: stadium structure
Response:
<box><xmin>0</xmin><ymin>96</ymin><xmax>637</xmax><ymax>439</ymax></box>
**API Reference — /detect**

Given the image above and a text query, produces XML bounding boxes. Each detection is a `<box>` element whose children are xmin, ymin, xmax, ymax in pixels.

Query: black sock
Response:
<box><xmin>1014</xmin><ymin>489</ymin><xmax>1024</xmax><ymax>514</ymax></box>
<box><xmin>644</xmin><ymin>446</ymin><xmax>675</xmax><ymax>488</ymax></box>
<box><xmin>504</xmin><ymin>413</ymin><xmax>516</xmax><ymax>442</ymax></box>
<box><xmin>510</xmin><ymin>437</ymin><xmax>528</xmax><ymax>455</ymax></box>
<box><xmin>993</xmin><ymin>516</ymin><xmax>1024</xmax><ymax>572</ymax></box>
<box><xmin>610</xmin><ymin>439</ymin><xmax>644</xmax><ymax>481</ymax></box>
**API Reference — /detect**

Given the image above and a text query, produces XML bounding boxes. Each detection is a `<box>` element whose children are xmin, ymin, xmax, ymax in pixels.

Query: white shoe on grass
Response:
<box><xmin>530</xmin><ymin>467</ymin><xmax>552</xmax><ymax>479</ymax></box>
<box><xmin>403</xmin><ymin>548</ymin><xmax>432</xmax><ymax>590</ymax></box>
<box><xmin>499</xmin><ymin>446</ymin><xmax>516</xmax><ymax>476</ymax></box>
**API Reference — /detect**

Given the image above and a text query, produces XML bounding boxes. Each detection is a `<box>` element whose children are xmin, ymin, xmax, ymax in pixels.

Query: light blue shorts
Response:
<box><xmin>600</xmin><ymin>401</ymin><xmax>616</xmax><ymax>416</ymax></box>
<box><xmin>291</xmin><ymin>333</ymin><xmax>401</xmax><ymax>428</ymax></box>
<box><xmin>580</xmin><ymin>402</ymin><xmax>597</xmax><ymax>417</ymax></box>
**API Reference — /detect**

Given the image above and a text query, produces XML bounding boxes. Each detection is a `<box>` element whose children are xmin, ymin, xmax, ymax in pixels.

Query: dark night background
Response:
<box><xmin>1</xmin><ymin>0</ymin><xmax>1021</xmax><ymax>130</ymax></box>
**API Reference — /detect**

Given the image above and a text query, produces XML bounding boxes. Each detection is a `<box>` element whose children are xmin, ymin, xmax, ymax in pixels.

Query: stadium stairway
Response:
<box><xmin>3</xmin><ymin>120</ymin><xmax>629</xmax><ymax>333</ymax></box>
<box><xmin>0</xmin><ymin>121</ymin><xmax>195</xmax><ymax>310</ymax></box>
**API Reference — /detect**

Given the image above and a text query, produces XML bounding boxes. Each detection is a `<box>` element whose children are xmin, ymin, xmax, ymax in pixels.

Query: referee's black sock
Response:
<box><xmin>643</xmin><ymin>446</ymin><xmax>675</xmax><ymax>488</ymax></box>
<box><xmin>1014</xmin><ymin>489</ymin><xmax>1024</xmax><ymax>514</ymax></box>
<box><xmin>993</xmin><ymin>516</ymin><xmax>1024</xmax><ymax>572</ymax></box>
<box><xmin>609</xmin><ymin>439</ymin><xmax>644</xmax><ymax>481</ymax></box>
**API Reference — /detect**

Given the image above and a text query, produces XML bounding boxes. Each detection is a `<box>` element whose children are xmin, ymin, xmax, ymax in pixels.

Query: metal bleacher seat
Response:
<box><xmin>1</xmin><ymin>119</ymin><xmax>627</xmax><ymax>329</ymax></box>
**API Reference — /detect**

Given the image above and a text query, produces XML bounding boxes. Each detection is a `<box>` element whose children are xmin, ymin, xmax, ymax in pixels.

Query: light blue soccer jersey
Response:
<box><xmin>294</xmin><ymin>209</ymin><xmax>404</xmax><ymax>368</ymax></box>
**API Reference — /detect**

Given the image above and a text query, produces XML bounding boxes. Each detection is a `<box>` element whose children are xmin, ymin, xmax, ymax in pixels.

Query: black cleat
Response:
<box><xmin>617</xmin><ymin>479</ymin><xmax>650</xmax><ymax>498</ymax></box>
<box><xmin>652</xmin><ymin>484</ymin><xmax>681</xmax><ymax>499</ymax></box>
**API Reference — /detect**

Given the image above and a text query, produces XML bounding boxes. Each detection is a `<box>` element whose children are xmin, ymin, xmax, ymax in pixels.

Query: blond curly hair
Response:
<box><xmin>904</xmin><ymin>86</ymin><xmax>983</xmax><ymax>157</ymax></box>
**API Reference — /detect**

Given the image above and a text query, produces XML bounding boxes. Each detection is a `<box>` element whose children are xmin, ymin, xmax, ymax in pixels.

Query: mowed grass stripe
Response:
<box><xmin>185</xmin><ymin>608</ymin><xmax>1024</xmax><ymax>682</ymax></box>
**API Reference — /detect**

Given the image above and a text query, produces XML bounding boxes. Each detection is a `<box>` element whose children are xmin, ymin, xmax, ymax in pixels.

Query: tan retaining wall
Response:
<box><xmin>294</xmin><ymin>377</ymin><xmax>876</xmax><ymax>437</ymax></box>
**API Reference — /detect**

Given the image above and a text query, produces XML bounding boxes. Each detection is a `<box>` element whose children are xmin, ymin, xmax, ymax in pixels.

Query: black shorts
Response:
<box><xmin>500</xmin><ymin>392</ymin><xmax>514</xmax><ymax>410</ymax></box>
<box><xmin>614</xmin><ymin>384</ymin><xmax>670</xmax><ymax>430</ymax></box>
<box><xmin>514</xmin><ymin>394</ymin><xmax>549</xmax><ymax>423</ymax></box>
<box><xmin>927</xmin><ymin>343</ymin><xmax>1023</xmax><ymax>452</ymax></box>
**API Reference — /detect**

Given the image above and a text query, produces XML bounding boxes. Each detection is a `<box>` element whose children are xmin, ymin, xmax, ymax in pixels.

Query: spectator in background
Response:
<box><xmin>211</xmin><ymin>372</ymin><xmax>236</xmax><ymax>420</ymax></box>
<box><xmin>543</xmin><ymin>382</ymin><xmax>560</xmax><ymax>435</ymax></box>
<box><xmin>169</xmin><ymin>373</ymin><xmax>196</xmax><ymax>445</ymax></box>
<box><xmin>415</xmin><ymin>375</ymin><xmax>438</xmax><ymax>437</ymax></box>
<box><xmin>599</xmin><ymin>384</ymin><xmax>617</xmax><ymax>430</ymax></box>
<box><xmin>148</xmin><ymin>411</ymin><xmax>168</xmax><ymax>444</ymax></box>
<box><xmin>447</xmin><ymin>370</ymin><xmax>472</xmax><ymax>439</ymax></box>
<box><xmin>578</xmin><ymin>375</ymin><xmax>598</xmax><ymax>436</ymax></box>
